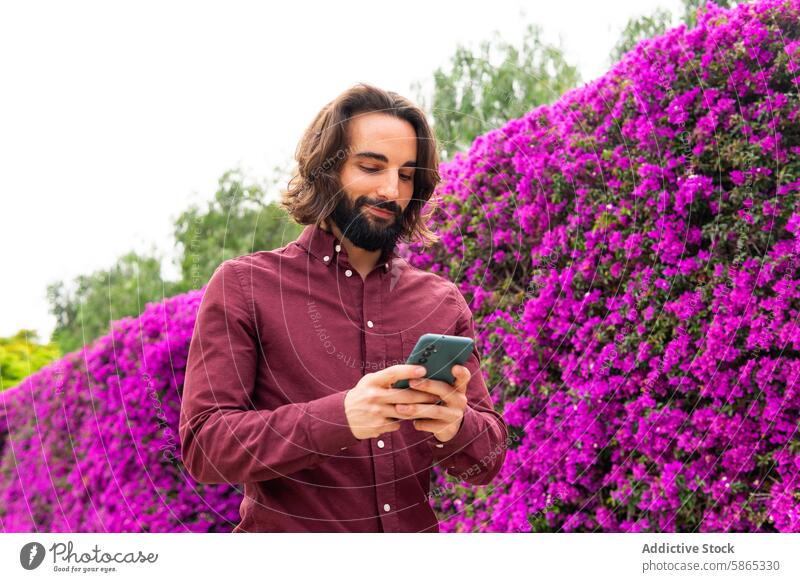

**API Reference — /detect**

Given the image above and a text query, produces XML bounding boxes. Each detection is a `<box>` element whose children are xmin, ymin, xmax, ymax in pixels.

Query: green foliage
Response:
<box><xmin>610</xmin><ymin>8</ymin><xmax>674</xmax><ymax>63</ymax></box>
<box><xmin>610</xmin><ymin>1</ymin><xmax>740</xmax><ymax>64</ymax></box>
<box><xmin>44</xmin><ymin>168</ymin><xmax>302</xmax><ymax>354</ymax></box>
<box><xmin>0</xmin><ymin>330</ymin><xmax>61</xmax><ymax>391</ymax></box>
<box><xmin>681</xmin><ymin>0</ymin><xmax>738</xmax><ymax>28</ymax></box>
<box><xmin>414</xmin><ymin>23</ymin><xmax>580</xmax><ymax>161</ymax></box>
<box><xmin>46</xmin><ymin>249</ymin><xmax>173</xmax><ymax>354</ymax></box>
<box><xmin>170</xmin><ymin>168</ymin><xmax>302</xmax><ymax>295</ymax></box>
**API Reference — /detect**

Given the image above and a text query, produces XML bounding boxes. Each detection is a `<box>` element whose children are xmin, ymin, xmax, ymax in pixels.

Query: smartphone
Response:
<box><xmin>392</xmin><ymin>333</ymin><xmax>474</xmax><ymax>388</ymax></box>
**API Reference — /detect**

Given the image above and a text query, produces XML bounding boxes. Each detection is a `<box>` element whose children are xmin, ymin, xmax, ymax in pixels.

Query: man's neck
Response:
<box><xmin>320</xmin><ymin>220</ymin><xmax>384</xmax><ymax>279</ymax></box>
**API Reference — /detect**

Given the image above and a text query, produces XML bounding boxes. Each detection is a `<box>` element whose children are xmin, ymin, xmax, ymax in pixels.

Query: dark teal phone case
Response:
<box><xmin>392</xmin><ymin>333</ymin><xmax>474</xmax><ymax>388</ymax></box>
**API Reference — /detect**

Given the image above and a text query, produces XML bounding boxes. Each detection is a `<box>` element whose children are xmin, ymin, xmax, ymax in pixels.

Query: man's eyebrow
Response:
<box><xmin>353</xmin><ymin>151</ymin><xmax>417</xmax><ymax>168</ymax></box>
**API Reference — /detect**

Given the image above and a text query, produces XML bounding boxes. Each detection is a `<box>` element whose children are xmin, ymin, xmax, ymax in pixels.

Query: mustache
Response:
<box><xmin>356</xmin><ymin>197</ymin><xmax>401</xmax><ymax>216</ymax></box>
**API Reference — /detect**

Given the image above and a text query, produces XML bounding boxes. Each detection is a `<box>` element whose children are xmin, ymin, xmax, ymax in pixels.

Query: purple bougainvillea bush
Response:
<box><xmin>0</xmin><ymin>292</ymin><xmax>241</xmax><ymax>532</ymax></box>
<box><xmin>401</xmin><ymin>0</ymin><xmax>800</xmax><ymax>532</ymax></box>
<box><xmin>1</xmin><ymin>0</ymin><xmax>798</xmax><ymax>535</ymax></box>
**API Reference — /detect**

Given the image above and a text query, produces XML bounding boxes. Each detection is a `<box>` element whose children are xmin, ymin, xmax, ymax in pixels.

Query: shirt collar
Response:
<box><xmin>295</xmin><ymin>223</ymin><xmax>399</xmax><ymax>271</ymax></box>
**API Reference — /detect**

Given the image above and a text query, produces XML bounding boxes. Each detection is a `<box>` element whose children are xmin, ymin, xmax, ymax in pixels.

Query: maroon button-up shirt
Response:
<box><xmin>179</xmin><ymin>224</ymin><xmax>508</xmax><ymax>532</ymax></box>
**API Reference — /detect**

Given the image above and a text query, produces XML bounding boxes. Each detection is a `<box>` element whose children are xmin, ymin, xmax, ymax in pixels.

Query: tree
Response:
<box><xmin>0</xmin><ymin>329</ymin><xmax>61</xmax><ymax>391</ymax></box>
<box><xmin>44</xmin><ymin>167</ymin><xmax>302</xmax><ymax>354</ymax></box>
<box><xmin>414</xmin><ymin>23</ymin><xmax>580</xmax><ymax>161</ymax></box>
<box><xmin>170</xmin><ymin>167</ymin><xmax>303</xmax><ymax>295</ymax></box>
<box><xmin>46</xmin><ymin>248</ymin><xmax>172</xmax><ymax>354</ymax></box>
<box><xmin>610</xmin><ymin>1</ymin><xmax>740</xmax><ymax>63</ymax></box>
<box><xmin>681</xmin><ymin>0</ymin><xmax>737</xmax><ymax>28</ymax></box>
<box><xmin>610</xmin><ymin>8</ymin><xmax>673</xmax><ymax>63</ymax></box>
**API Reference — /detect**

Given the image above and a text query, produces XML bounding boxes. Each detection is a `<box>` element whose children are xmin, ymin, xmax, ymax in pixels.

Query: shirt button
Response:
<box><xmin>323</xmin><ymin>255</ymin><xmax>330</xmax><ymax>262</ymax></box>
<box><xmin>383</xmin><ymin>504</ymin><xmax>391</xmax><ymax>512</ymax></box>
<box><xmin>345</xmin><ymin>269</ymin><xmax>353</xmax><ymax>277</ymax></box>
<box><xmin>367</xmin><ymin>320</ymin><xmax>374</xmax><ymax>328</ymax></box>
<box><xmin>435</xmin><ymin>443</ymin><xmax>444</xmax><ymax>448</ymax></box>
<box><xmin>335</xmin><ymin>244</ymin><xmax>341</xmax><ymax>252</ymax></box>
<box><xmin>377</xmin><ymin>439</ymin><xmax>385</xmax><ymax>448</ymax></box>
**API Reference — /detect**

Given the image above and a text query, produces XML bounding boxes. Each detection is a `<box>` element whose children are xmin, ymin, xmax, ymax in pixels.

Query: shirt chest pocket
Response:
<box><xmin>395</xmin><ymin>316</ymin><xmax>460</xmax><ymax>367</ymax></box>
<box><xmin>383</xmin><ymin>328</ymin><xmax>425</xmax><ymax>367</ymax></box>
<box><xmin>400</xmin><ymin>324</ymin><xmax>457</xmax><ymax>361</ymax></box>
<box><xmin>400</xmin><ymin>329</ymin><xmax>423</xmax><ymax>362</ymax></box>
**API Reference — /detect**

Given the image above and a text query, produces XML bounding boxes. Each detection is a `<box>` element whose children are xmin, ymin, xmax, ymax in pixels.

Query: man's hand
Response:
<box><xmin>344</xmin><ymin>365</ymin><xmax>441</xmax><ymax>440</ymax></box>
<box><xmin>392</xmin><ymin>365</ymin><xmax>470</xmax><ymax>443</ymax></box>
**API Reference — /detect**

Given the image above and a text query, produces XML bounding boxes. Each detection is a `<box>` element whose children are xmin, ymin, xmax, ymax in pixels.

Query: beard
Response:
<box><xmin>328</xmin><ymin>192</ymin><xmax>404</xmax><ymax>253</ymax></box>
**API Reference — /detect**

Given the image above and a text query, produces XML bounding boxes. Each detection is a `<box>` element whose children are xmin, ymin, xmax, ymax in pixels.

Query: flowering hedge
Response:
<box><xmin>0</xmin><ymin>293</ymin><xmax>240</xmax><ymax>532</ymax></box>
<box><xmin>402</xmin><ymin>0</ymin><xmax>800</xmax><ymax>531</ymax></box>
<box><xmin>1</xmin><ymin>0</ymin><xmax>798</xmax><ymax>534</ymax></box>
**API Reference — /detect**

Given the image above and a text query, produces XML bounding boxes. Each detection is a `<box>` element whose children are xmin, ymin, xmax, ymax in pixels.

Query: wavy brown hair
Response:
<box><xmin>282</xmin><ymin>83</ymin><xmax>441</xmax><ymax>247</ymax></box>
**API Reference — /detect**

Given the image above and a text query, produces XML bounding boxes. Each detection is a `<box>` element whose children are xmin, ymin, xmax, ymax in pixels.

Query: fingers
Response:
<box><xmin>452</xmin><ymin>365</ymin><xmax>471</xmax><ymax>390</ymax></box>
<box><xmin>393</xmin><ymin>401</ymin><xmax>457</xmax><ymax>421</ymax></box>
<box><xmin>407</xmin><ymin>366</ymin><xmax>470</xmax><ymax>401</ymax></box>
<box><xmin>373</xmin><ymin>364</ymin><xmax>427</xmax><ymax>386</ymax></box>
<box><xmin>407</xmin><ymin>379</ymin><xmax>449</xmax><ymax>401</ymax></box>
<box><xmin>381</xmin><ymin>418</ymin><xmax>403</xmax><ymax>432</ymax></box>
<box><xmin>382</xmin><ymin>388</ymin><xmax>441</xmax><ymax>405</ymax></box>
<box><xmin>372</xmin><ymin>408</ymin><xmax>406</xmax><ymax>429</ymax></box>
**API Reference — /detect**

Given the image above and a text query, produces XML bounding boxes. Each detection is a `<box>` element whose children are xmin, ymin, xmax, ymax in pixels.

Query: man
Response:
<box><xmin>179</xmin><ymin>83</ymin><xmax>508</xmax><ymax>533</ymax></box>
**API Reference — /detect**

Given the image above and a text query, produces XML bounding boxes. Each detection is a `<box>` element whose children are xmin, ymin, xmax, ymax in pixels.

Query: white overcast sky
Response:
<box><xmin>0</xmin><ymin>0</ymin><xmax>683</xmax><ymax>342</ymax></box>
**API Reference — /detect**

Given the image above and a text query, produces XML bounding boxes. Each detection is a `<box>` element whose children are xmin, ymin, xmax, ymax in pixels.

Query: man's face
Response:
<box><xmin>330</xmin><ymin>112</ymin><xmax>418</xmax><ymax>253</ymax></box>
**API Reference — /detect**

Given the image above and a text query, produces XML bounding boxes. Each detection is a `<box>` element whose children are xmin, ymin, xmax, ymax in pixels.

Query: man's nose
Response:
<box><xmin>376</xmin><ymin>170</ymin><xmax>401</xmax><ymax>200</ymax></box>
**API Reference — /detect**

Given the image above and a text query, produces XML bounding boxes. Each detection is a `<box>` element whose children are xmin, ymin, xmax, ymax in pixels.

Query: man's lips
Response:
<box><xmin>366</xmin><ymin>205</ymin><xmax>395</xmax><ymax>218</ymax></box>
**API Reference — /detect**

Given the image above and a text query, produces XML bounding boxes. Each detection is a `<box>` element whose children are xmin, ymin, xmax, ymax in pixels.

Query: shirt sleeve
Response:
<box><xmin>179</xmin><ymin>259</ymin><xmax>362</xmax><ymax>485</ymax></box>
<box><xmin>425</xmin><ymin>285</ymin><xmax>509</xmax><ymax>486</ymax></box>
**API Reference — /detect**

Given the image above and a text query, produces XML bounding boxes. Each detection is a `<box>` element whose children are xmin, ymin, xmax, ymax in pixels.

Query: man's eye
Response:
<box><xmin>360</xmin><ymin>165</ymin><xmax>412</xmax><ymax>182</ymax></box>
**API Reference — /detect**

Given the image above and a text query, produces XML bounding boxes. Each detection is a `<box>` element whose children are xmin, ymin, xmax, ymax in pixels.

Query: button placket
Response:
<box><xmin>374</xmin><ymin>432</ymin><xmax>399</xmax><ymax>532</ymax></box>
<box><xmin>365</xmin><ymin>272</ymin><xmax>397</xmax><ymax>531</ymax></box>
